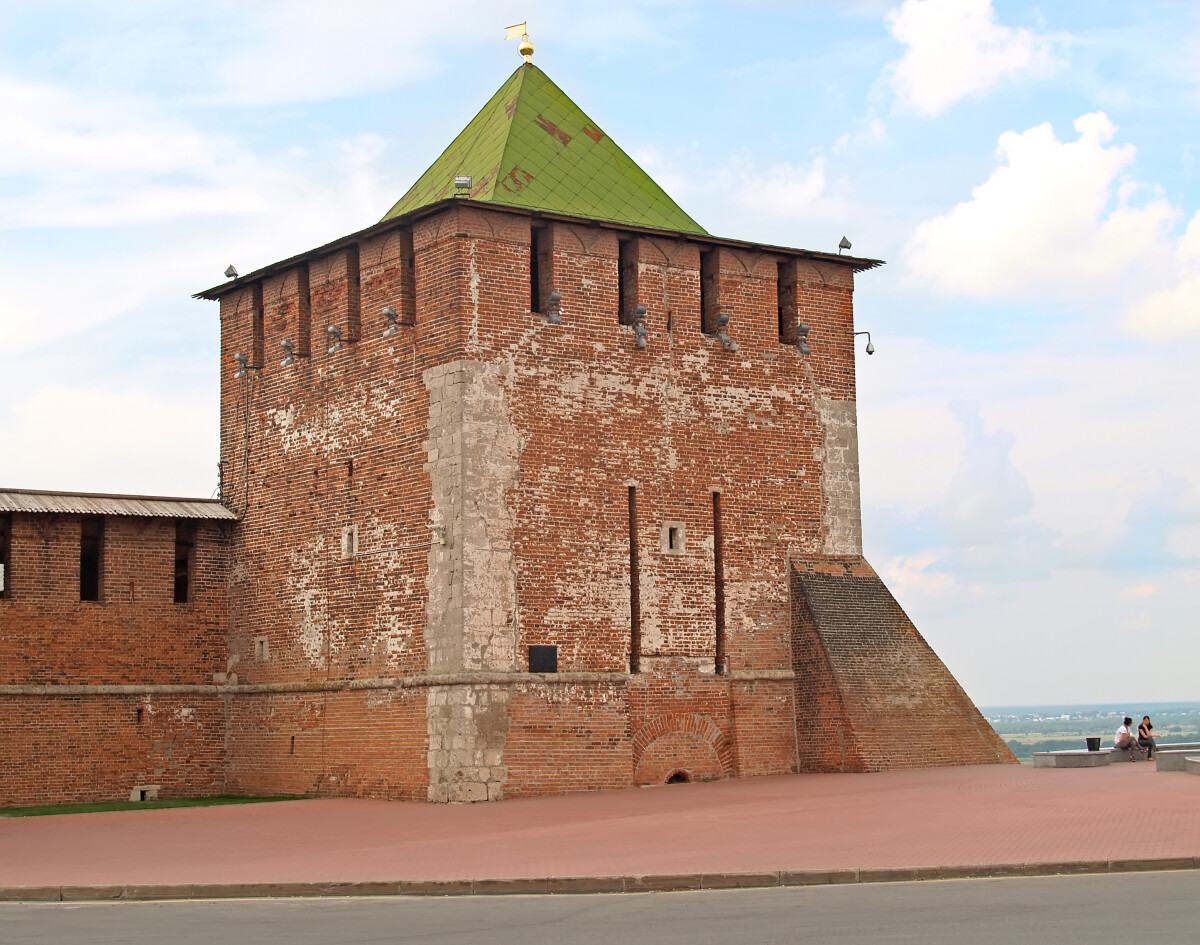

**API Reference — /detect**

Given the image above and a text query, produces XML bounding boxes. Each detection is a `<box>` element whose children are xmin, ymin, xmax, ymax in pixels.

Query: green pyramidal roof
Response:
<box><xmin>383</xmin><ymin>63</ymin><xmax>706</xmax><ymax>234</ymax></box>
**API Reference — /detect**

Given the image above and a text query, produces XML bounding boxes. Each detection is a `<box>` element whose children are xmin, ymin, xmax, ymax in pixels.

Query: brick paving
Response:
<box><xmin>1</xmin><ymin>762</ymin><xmax>1197</xmax><ymax>891</ymax></box>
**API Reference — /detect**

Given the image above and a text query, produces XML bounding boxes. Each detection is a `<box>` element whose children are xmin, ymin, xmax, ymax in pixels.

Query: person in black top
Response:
<box><xmin>1138</xmin><ymin>716</ymin><xmax>1157</xmax><ymax>759</ymax></box>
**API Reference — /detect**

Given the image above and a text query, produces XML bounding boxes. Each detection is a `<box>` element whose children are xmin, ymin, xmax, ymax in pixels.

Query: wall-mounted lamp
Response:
<box><xmin>851</xmin><ymin>330</ymin><xmax>875</xmax><ymax>355</ymax></box>
<box><xmin>327</xmin><ymin>325</ymin><xmax>342</xmax><ymax>353</ymax></box>
<box><xmin>280</xmin><ymin>338</ymin><xmax>295</xmax><ymax>367</ymax></box>
<box><xmin>797</xmin><ymin>323</ymin><xmax>812</xmax><ymax>356</ymax></box>
<box><xmin>454</xmin><ymin>175</ymin><xmax>472</xmax><ymax>194</ymax></box>
<box><xmin>233</xmin><ymin>352</ymin><xmax>249</xmax><ymax>378</ymax></box>
<box><xmin>545</xmin><ymin>290</ymin><xmax>563</xmax><ymax>325</ymax></box>
<box><xmin>714</xmin><ymin>312</ymin><xmax>739</xmax><ymax>353</ymax></box>
<box><xmin>382</xmin><ymin>306</ymin><xmax>400</xmax><ymax>338</ymax></box>
<box><xmin>630</xmin><ymin>304</ymin><xmax>649</xmax><ymax>349</ymax></box>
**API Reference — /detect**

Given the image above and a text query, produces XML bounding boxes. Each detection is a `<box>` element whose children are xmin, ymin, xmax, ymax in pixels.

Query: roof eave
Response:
<box><xmin>196</xmin><ymin>198</ymin><xmax>883</xmax><ymax>301</ymax></box>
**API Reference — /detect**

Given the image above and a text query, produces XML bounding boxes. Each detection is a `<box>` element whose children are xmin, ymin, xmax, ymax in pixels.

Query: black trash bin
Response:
<box><xmin>1086</xmin><ymin>737</ymin><xmax>1101</xmax><ymax>752</ymax></box>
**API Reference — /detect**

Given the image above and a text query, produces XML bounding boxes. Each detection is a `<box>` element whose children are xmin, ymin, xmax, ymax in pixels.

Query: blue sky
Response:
<box><xmin>2</xmin><ymin>1</ymin><xmax>1197</xmax><ymax>705</ymax></box>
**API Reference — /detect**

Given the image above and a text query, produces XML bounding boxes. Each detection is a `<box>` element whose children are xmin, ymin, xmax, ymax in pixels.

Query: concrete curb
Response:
<box><xmin>2</xmin><ymin>857</ymin><xmax>1199</xmax><ymax>902</ymax></box>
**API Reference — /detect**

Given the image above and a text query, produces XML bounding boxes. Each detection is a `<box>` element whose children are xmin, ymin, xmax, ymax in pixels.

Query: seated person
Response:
<box><xmin>1138</xmin><ymin>716</ymin><xmax>1157</xmax><ymax>759</ymax></box>
<box><xmin>1114</xmin><ymin>717</ymin><xmax>1146</xmax><ymax>758</ymax></box>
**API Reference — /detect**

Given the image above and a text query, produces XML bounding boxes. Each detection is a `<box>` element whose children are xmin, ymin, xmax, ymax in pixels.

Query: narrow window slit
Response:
<box><xmin>0</xmin><ymin>512</ymin><xmax>11</xmax><ymax>599</ymax></box>
<box><xmin>530</xmin><ymin>226</ymin><xmax>551</xmax><ymax>314</ymax></box>
<box><xmin>618</xmin><ymin>238</ymin><xmax>638</xmax><ymax>324</ymax></box>
<box><xmin>700</xmin><ymin>249</ymin><xmax>719</xmax><ymax>334</ymax></box>
<box><xmin>250</xmin><ymin>282</ymin><xmax>265</xmax><ymax>367</ymax></box>
<box><xmin>713</xmin><ymin>492</ymin><xmax>726</xmax><ymax>673</ymax></box>
<box><xmin>345</xmin><ymin>245</ymin><xmax>361</xmax><ymax>342</ymax></box>
<box><xmin>296</xmin><ymin>265</ymin><xmax>312</xmax><ymax>356</ymax></box>
<box><xmin>80</xmin><ymin>515</ymin><xmax>103</xmax><ymax>602</ymax></box>
<box><xmin>777</xmin><ymin>260</ymin><xmax>799</xmax><ymax>345</ymax></box>
<box><xmin>174</xmin><ymin>520</ymin><xmax>196</xmax><ymax>604</ymax></box>
<box><xmin>628</xmin><ymin>486</ymin><xmax>641</xmax><ymax>673</ymax></box>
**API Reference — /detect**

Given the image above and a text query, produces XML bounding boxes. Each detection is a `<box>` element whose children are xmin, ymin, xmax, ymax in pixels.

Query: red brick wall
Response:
<box><xmin>0</xmin><ymin>694</ymin><xmax>225</xmax><ymax>806</ymax></box>
<box><xmin>504</xmin><ymin>682</ymin><xmax>633</xmax><ymax>797</ymax></box>
<box><xmin>223</xmin><ymin>688</ymin><xmax>428</xmax><ymax>801</ymax></box>
<box><xmin>0</xmin><ymin>512</ymin><xmax>230</xmax><ymax>804</ymax></box>
<box><xmin>790</xmin><ymin>556</ymin><xmax>1017</xmax><ymax>771</ymax></box>
<box><xmin>0</xmin><ymin>200</ymin><xmax>1011</xmax><ymax>807</ymax></box>
<box><xmin>0</xmin><ymin>514</ymin><xmax>227</xmax><ymax>686</ymax></box>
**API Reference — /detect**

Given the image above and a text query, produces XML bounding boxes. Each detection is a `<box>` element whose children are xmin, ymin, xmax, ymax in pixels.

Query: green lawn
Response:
<box><xmin>1</xmin><ymin>795</ymin><xmax>307</xmax><ymax>818</ymax></box>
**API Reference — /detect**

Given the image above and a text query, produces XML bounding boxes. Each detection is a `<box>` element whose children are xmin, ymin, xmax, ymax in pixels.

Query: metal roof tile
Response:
<box><xmin>0</xmin><ymin>489</ymin><xmax>238</xmax><ymax>520</ymax></box>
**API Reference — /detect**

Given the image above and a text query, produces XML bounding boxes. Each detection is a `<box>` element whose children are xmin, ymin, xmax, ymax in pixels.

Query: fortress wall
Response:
<box><xmin>0</xmin><ymin>514</ymin><xmax>228</xmax><ymax>687</ymax></box>
<box><xmin>0</xmin><ymin>693</ymin><xmax>225</xmax><ymax>807</ymax></box>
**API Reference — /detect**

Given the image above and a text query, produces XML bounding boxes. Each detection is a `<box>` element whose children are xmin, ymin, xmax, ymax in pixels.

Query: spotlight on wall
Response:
<box><xmin>545</xmin><ymin>290</ymin><xmax>563</xmax><ymax>325</ymax></box>
<box><xmin>630</xmin><ymin>304</ymin><xmax>649</xmax><ymax>349</ymax></box>
<box><xmin>233</xmin><ymin>352</ymin><xmax>249</xmax><ymax>378</ymax></box>
<box><xmin>714</xmin><ymin>312</ymin><xmax>738</xmax><ymax>352</ymax></box>
<box><xmin>852</xmin><ymin>330</ymin><xmax>874</xmax><ymax>355</ymax></box>
<box><xmin>797</xmin><ymin>323</ymin><xmax>812</xmax><ymax>356</ymax></box>
<box><xmin>327</xmin><ymin>325</ymin><xmax>342</xmax><ymax>353</ymax></box>
<box><xmin>224</xmin><ymin>264</ymin><xmax>238</xmax><ymax>279</ymax></box>
<box><xmin>454</xmin><ymin>175</ymin><xmax>473</xmax><ymax>194</ymax></box>
<box><xmin>838</xmin><ymin>236</ymin><xmax>852</xmax><ymax>255</ymax></box>
<box><xmin>382</xmin><ymin>306</ymin><xmax>400</xmax><ymax>338</ymax></box>
<box><xmin>280</xmin><ymin>338</ymin><xmax>295</xmax><ymax>367</ymax></box>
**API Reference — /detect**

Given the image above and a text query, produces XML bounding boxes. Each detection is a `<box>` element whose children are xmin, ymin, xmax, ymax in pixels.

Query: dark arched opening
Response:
<box><xmin>666</xmin><ymin>770</ymin><xmax>691</xmax><ymax>784</ymax></box>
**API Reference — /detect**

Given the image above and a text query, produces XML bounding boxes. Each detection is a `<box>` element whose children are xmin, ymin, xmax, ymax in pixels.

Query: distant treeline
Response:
<box><xmin>1006</xmin><ymin>732</ymin><xmax>1200</xmax><ymax>759</ymax></box>
<box><xmin>991</xmin><ymin>715</ymin><xmax>1200</xmax><ymax>737</ymax></box>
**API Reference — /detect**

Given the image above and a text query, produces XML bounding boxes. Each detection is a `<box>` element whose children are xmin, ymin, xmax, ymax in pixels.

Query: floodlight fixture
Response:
<box><xmin>545</xmin><ymin>290</ymin><xmax>563</xmax><ymax>325</ymax></box>
<box><xmin>233</xmin><ymin>351</ymin><xmax>249</xmax><ymax>378</ymax></box>
<box><xmin>713</xmin><ymin>311</ymin><xmax>738</xmax><ymax>352</ymax></box>
<box><xmin>382</xmin><ymin>305</ymin><xmax>400</xmax><ymax>338</ymax></box>
<box><xmin>838</xmin><ymin>236</ymin><xmax>852</xmax><ymax>254</ymax></box>
<box><xmin>327</xmin><ymin>325</ymin><xmax>342</xmax><ymax>353</ymax></box>
<box><xmin>797</xmin><ymin>323</ymin><xmax>811</xmax><ymax>356</ymax></box>
<box><xmin>224</xmin><ymin>264</ymin><xmax>238</xmax><ymax>279</ymax></box>
<box><xmin>629</xmin><ymin>304</ymin><xmax>649</xmax><ymax>349</ymax></box>
<box><xmin>280</xmin><ymin>338</ymin><xmax>295</xmax><ymax>367</ymax></box>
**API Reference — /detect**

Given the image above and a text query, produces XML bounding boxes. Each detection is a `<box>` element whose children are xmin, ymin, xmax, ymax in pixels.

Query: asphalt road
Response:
<box><xmin>2</xmin><ymin>872</ymin><xmax>1197</xmax><ymax>945</ymax></box>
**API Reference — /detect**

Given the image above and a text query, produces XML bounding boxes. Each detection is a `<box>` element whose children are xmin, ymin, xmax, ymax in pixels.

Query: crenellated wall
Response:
<box><xmin>0</xmin><ymin>198</ymin><xmax>1011</xmax><ymax>808</ymax></box>
<box><xmin>0</xmin><ymin>513</ymin><xmax>230</xmax><ymax>804</ymax></box>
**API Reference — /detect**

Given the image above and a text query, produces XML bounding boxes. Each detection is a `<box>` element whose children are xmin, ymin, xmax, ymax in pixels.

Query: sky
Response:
<box><xmin>1</xmin><ymin>0</ymin><xmax>1197</xmax><ymax>706</ymax></box>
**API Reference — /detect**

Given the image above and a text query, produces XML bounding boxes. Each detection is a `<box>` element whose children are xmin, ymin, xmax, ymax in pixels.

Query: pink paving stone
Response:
<box><xmin>1</xmin><ymin>763</ymin><xmax>1197</xmax><ymax>887</ymax></box>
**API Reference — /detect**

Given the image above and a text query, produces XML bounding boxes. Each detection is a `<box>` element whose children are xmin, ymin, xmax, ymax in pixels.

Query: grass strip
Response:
<box><xmin>1</xmin><ymin>796</ymin><xmax>307</xmax><ymax>818</ymax></box>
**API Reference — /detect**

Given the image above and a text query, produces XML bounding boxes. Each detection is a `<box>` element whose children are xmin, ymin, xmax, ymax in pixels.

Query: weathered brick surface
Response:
<box><xmin>0</xmin><ymin>694</ymin><xmax>225</xmax><ymax>806</ymax></box>
<box><xmin>0</xmin><ymin>515</ymin><xmax>227</xmax><ymax>686</ymax></box>
<box><xmin>791</xmin><ymin>556</ymin><xmax>1017</xmax><ymax>770</ymax></box>
<box><xmin>0</xmin><ymin>199</ymin><xmax>1010</xmax><ymax>806</ymax></box>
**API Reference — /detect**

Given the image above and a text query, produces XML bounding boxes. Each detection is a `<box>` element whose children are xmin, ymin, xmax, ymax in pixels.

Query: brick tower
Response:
<box><xmin>0</xmin><ymin>53</ymin><xmax>1012</xmax><ymax>811</ymax></box>
<box><xmin>198</xmin><ymin>58</ymin><xmax>1013</xmax><ymax>802</ymax></box>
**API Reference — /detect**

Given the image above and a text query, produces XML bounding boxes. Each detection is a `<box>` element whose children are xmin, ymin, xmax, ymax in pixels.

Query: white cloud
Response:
<box><xmin>902</xmin><ymin>112</ymin><xmax>1177</xmax><ymax>302</ymax></box>
<box><xmin>0</xmin><ymin>74</ymin><xmax>400</xmax><ymax>231</ymax></box>
<box><xmin>1126</xmin><ymin>211</ymin><xmax>1200</xmax><ymax>337</ymax></box>
<box><xmin>885</xmin><ymin>0</ymin><xmax>1062</xmax><ymax>116</ymax></box>
<box><xmin>859</xmin><ymin>335</ymin><xmax>1200</xmax><ymax>562</ymax></box>
<box><xmin>0</xmin><ymin>386</ymin><xmax>217</xmax><ymax>497</ymax></box>
<box><xmin>734</xmin><ymin>158</ymin><xmax>831</xmax><ymax>218</ymax></box>
<box><xmin>634</xmin><ymin>146</ymin><xmax>851</xmax><ymax>246</ymax></box>
<box><xmin>833</xmin><ymin>118</ymin><xmax>888</xmax><ymax>155</ymax></box>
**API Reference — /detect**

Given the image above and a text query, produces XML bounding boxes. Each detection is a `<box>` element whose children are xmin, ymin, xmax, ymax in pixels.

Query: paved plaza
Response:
<box><xmin>1</xmin><ymin>761</ymin><xmax>1197</xmax><ymax>898</ymax></box>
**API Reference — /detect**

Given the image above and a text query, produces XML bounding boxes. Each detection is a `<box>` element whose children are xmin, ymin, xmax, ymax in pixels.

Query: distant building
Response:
<box><xmin>0</xmin><ymin>56</ymin><xmax>1013</xmax><ymax>807</ymax></box>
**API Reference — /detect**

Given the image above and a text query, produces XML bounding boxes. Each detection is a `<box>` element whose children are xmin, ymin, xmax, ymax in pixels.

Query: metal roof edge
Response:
<box><xmin>0</xmin><ymin>488</ymin><xmax>238</xmax><ymax>520</ymax></box>
<box><xmin>196</xmin><ymin>200</ymin><xmax>883</xmax><ymax>302</ymax></box>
